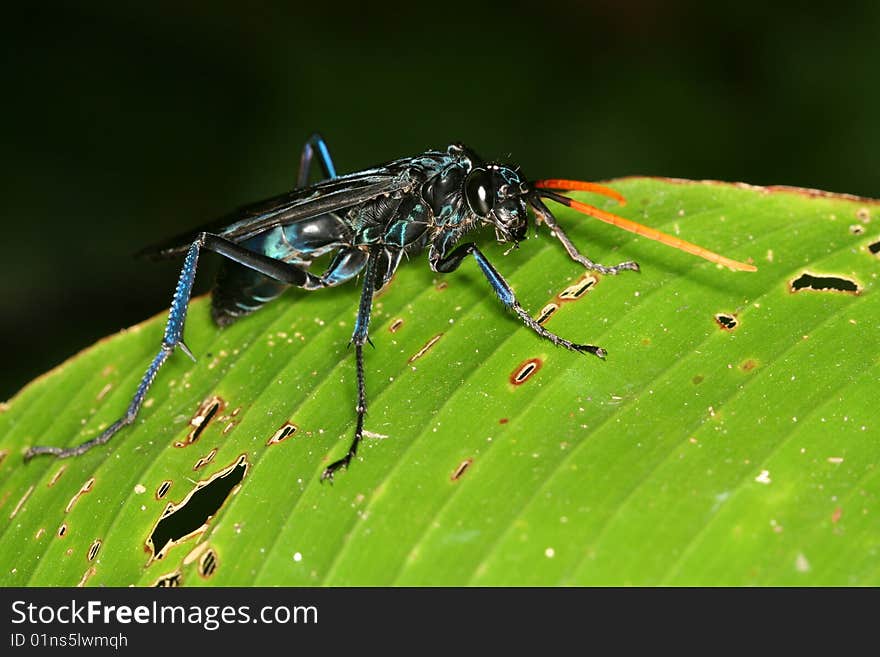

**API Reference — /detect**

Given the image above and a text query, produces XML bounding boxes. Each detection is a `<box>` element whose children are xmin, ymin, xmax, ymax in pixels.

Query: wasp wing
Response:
<box><xmin>138</xmin><ymin>167</ymin><xmax>413</xmax><ymax>259</ymax></box>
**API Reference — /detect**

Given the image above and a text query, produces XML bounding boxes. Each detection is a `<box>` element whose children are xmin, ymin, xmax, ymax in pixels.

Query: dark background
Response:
<box><xmin>3</xmin><ymin>1</ymin><xmax>878</xmax><ymax>400</ymax></box>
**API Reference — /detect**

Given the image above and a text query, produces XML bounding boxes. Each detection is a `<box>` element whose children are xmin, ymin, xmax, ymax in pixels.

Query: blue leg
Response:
<box><xmin>297</xmin><ymin>133</ymin><xmax>337</xmax><ymax>187</ymax></box>
<box><xmin>321</xmin><ymin>247</ymin><xmax>380</xmax><ymax>481</ymax></box>
<box><xmin>25</xmin><ymin>231</ymin><xmax>346</xmax><ymax>461</ymax></box>
<box><xmin>431</xmin><ymin>243</ymin><xmax>606</xmax><ymax>359</ymax></box>
<box><xmin>25</xmin><ymin>242</ymin><xmax>202</xmax><ymax>460</ymax></box>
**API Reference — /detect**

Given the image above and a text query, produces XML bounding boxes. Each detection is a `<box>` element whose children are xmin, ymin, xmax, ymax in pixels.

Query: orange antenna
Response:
<box><xmin>536</xmin><ymin>188</ymin><xmax>756</xmax><ymax>272</ymax></box>
<box><xmin>534</xmin><ymin>179</ymin><xmax>627</xmax><ymax>205</ymax></box>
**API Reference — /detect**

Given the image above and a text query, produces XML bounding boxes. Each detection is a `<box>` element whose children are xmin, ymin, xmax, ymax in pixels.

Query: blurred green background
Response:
<box><xmin>2</xmin><ymin>1</ymin><xmax>878</xmax><ymax>400</ymax></box>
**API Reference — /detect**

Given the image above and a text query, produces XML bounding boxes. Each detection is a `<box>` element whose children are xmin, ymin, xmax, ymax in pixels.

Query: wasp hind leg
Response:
<box><xmin>25</xmin><ymin>233</ymin><xmax>356</xmax><ymax>461</ymax></box>
<box><xmin>25</xmin><ymin>241</ymin><xmax>203</xmax><ymax>460</ymax></box>
<box><xmin>298</xmin><ymin>133</ymin><xmax>337</xmax><ymax>187</ymax></box>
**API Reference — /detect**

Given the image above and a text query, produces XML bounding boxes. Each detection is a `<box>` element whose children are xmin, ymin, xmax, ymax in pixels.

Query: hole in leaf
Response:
<box><xmin>510</xmin><ymin>358</ymin><xmax>543</xmax><ymax>386</ymax></box>
<box><xmin>389</xmin><ymin>318</ymin><xmax>404</xmax><ymax>333</ymax></box>
<box><xmin>536</xmin><ymin>303</ymin><xmax>559</xmax><ymax>326</ymax></box>
<box><xmin>789</xmin><ymin>272</ymin><xmax>860</xmax><ymax>294</ymax></box>
<box><xmin>193</xmin><ymin>448</ymin><xmax>218</xmax><ymax>471</ymax></box>
<box><xmin>87</xmin><ymin>539</ymin><xmax>101</xmax><ymax>562</ymax></box>
<box><xmin>154</xmin><ymin>572</ymin><xmax>182</xmax><ymax>587</ymax></box>
<box><xmin>199</xmin><ymin>549</ymin><xmax>218</xmax><ymax>578</ymax></box>
<box><xmin>451</xmin><ymin>458</ymin><xmax>474</xmax><ymax>481</ymax></box>
<box><xmin>58</xmin><ymin>523</ymin><xmax>67</xmax><ymax>538</ymax></box>
<box><xmin>869</xmin><ymin>240</ymin><xmax>880</xmax><ymax>256</ymax></box>
<box><xmin>176</xmin><ymin>396</ymin><xmax>225</xmax><ymax>447</ymax></box>
<box><xmin>714</xmin><ymin>313</ymin><xmax>738</xmax><ymax>330</ymax></box>
<box><xmin>558</xmin><ymin>275</ymin><xmax>598</xmax><ymax>301</ymax></box>
<box><xmin>408</xmin><ymin>333</ymin><xmax>443</xmax><ymax>363</ymax></box>
<box><xmin>146</xmin><ymin>455</ymin><xmax>248</xmax><ymax>562</ymax></box>
<box><xmin>267</xmin><ymin>423</ymin><xmax>298</xmax><ymax>446</ymax></box>
<box><xmin>156</xmin><ymin>481</ymin><xmax>172</xmax><ymax>500</ymax></box>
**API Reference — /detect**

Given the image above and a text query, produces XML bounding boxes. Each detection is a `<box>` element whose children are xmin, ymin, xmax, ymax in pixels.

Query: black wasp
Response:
<box><xmin>26</xmin><ymin>134</ymin><xmax>754</xmax><ymax>480</ymax></box>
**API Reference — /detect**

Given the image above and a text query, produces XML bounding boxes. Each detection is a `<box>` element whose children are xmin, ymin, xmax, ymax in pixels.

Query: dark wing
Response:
<box><xmin>138</xmin><ymin>167</ymin><xmax>414</xmax><ymax>260</ymax></box>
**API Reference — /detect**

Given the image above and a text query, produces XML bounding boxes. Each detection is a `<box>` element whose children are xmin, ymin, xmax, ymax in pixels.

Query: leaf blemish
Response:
<box><xmin>451</xmin><ymin>458</ymin><xmax>474</xmax><ymax>481</ymax></box>
<box><xmin>714</xmin><ymin>313</ymin><xmax>738</xmax><ymax>330</ymax></box>
<box><xmin>510</xmin><ymin>358</ymin><xmax>543</xmax><ymax>386</ymax></box>
<box><xmin>389</xmin><ymin>318</ymin><xmax>404</xmax><ymax>333</ymax></box>
<box><xmin>176</xmin><ymin>396</ymin><xmax>225</xmax><ymax>448</ymax></box>
<box><xmin>789</xmin><ymin>272</ymin><xmax>861</xmax><ymax>295</ymax></box>
<box><xmin>199</xmin><ymin>548</ymin><xmax>218</xmax><ymax>578</ymax></box>
<box><xmin>9</xmin><ymin>485</ymin><xmax>34</xmax><ymax>519</ymax></box>
<box><xmin>87</xmin><ymin>539</ymin><xmax>101</xmax><ymax>562</ymax></box>
<box><xmin>557</xmin><ymin>275</ymin><xmax>598</xmax><ymax>302</ymax></box>
<box><xmin>156</xmin><ymin>480</ymin><xmax>172</xmax><ymax>500</ymax></box>
<box><xmin>65</xmin><ymin>478</ymin><xmax>95</xmax><ymax>514</ymax></box>
<box><xmin>77</xmin><ymin>566</ymin><xmax>97</xmax><ymax>588</ymax></box>
<box><xmin>153</xmin><ymin>572</ymin><xmax>182</xmax><ymax>587</ymax></box>
<box><xmin>408</xmin><ymin>333</ymin><xmax>443</xmax><ymax>363</ymax></box>
<box><xmin>193</xmin><ymin>448</ymin><xmax>218</xmax><ymax>471</ymax></box>
<box><xmin>536</xmin><ymin>303</ymin><xmax>559</xmax><ymax>326</ymax></box>
<box><xmin>267</xmin><ymin>423</ymin><xmax>298</xmax><ymax>446</ymax></box>
<box><xmin>48</xmin><ymin>465</ymin><xmax>67</xmax><ymax>487</ymax></box>
<box><xmin>146</xmin><ymin>454</ymin><xmax>248</xmax><ymax>562</ymax></box>
<box><xmin>740</xmin><ymin>359</ymin><xmax>758</xmax><ymax>372</ymax></box>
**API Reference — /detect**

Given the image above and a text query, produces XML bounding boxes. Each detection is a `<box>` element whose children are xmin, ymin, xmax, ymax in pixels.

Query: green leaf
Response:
<box><xmin>1</xmin><ymin>178</ymin><xmax>877</xmax><ymax>586</ymax></box>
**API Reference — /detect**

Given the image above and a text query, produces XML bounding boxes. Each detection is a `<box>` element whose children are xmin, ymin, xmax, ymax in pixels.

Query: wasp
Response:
<box><xmin>26</xmin><ymin>134</ymin><xmax>755</xmax><ymax>480</ymax></box>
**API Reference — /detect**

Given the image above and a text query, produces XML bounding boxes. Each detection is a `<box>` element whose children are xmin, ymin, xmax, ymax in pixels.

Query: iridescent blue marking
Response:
<box><xmin>163</xmin><ymin>241</ymin><xmax>200</xmax><ymax>346</ymax></box>
<box><xmin>473</xmin><ymin>249</ymin><xmax>514</xmax><ymax>307</ymax></box>
<box><xmin>316</xmin><ymin>138</ymin><xmax>337</xmax><ymax>180</ymax></box>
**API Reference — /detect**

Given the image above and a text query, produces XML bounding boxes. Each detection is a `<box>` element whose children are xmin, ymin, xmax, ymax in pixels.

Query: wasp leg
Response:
<box><xmin>25</xmin><ymin>241</ymin><xmax>203</xmax><ymax>460</ymax></box>
<box><xmin>25</xmin><ymin>233</ymin><xmax>361</xmax><ymax>461</ymax></box>
<box><xmin>322</xmin><ymin>247</ymin><xmax>381</xmax><ymax>482</ymax></box>
<box><xmin>297</xmin><ymin>133</ymin><xmax>337</xmax><ymax>187</ymax></box>
<box><xmin>531</xmin><ymin>197</ymin><xmax>640</xmax><ymax>275</ymax></box>
<box><xmin>432</xmin><ymin>243</ymin><xmax>606</xmax><ymax>358</ymax></box>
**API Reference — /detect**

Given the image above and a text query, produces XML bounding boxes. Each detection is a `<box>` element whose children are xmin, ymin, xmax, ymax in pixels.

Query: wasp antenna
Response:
<box><xmin>539</xmin><ymin>190</ymin><xmax>757</xmax><ymax>272</ymax></box>
<box><xmin>534</xmin><ymin>179</ymin><xmax>627</xmax><ymax>206</ymax></box>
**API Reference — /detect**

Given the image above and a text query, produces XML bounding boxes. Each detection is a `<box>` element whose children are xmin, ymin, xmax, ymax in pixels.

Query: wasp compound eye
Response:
<box><xmin>465</xmin><ymin>168</ymin><xmax>494</xmax><ymax>217</ymax></box>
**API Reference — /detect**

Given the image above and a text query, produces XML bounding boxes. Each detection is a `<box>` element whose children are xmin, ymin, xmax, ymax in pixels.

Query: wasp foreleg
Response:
<box><xmin>432</xmin><ymin>243</ymin><xmax>606</xmax><ymax>359</ymax></box>
<box><xmin>531</xmin><ymin>197</ymin><xmax>640</xmax><ymax>275</ymax></box>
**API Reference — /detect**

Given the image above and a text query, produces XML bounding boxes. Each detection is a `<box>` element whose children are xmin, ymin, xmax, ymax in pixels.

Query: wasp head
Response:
<box><xmin>464</xmin><ymin>164</ymin><xmax>530</xmax><ymax>244</ymax></box>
